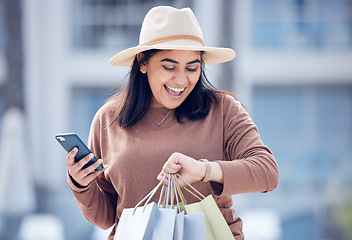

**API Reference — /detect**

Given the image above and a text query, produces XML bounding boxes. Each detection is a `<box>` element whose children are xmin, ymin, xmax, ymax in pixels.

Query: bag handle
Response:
<box><xmin>158</xmin><ymin>173</ymin><xmax>173</xmax><ymax>208</ymax></box>
<box><xmin>176</xmin><ymin>173</ymin><xmax>205</xmax><ymax>201</ymax></box>
<box><xmin>133</xmin><ymin>173</ymin><xmax>167</xmax><ymax>214</ymax></box>
<box><xmin>171</xmin><ymin>177</ymin><xmax>181</xmax><ymax>213</ymax></box>
<box><xmin>158</xmin><ymin>174</ymin><xmax>183</xmax><ymax>213</ymax></box>
<box><xmin>171</xmin><ymin>174</ymin><xmax>187</xmax><ymax>204</ymax></box>
<box><xmin>157</xmin><ymin>174</ymin><xmax>186</xmax><ymax>213</ymax></box>
<box><xmin>133</xmin><ymin>172</ymin><xmax>206</xmax><ymax>215</ymax></box>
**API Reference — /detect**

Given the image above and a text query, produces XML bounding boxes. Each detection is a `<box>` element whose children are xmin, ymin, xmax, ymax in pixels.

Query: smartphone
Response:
<box><xmin>55</xmin><ymin>133</ymin><xmax>103</xmax><ymax>171</ymax></box>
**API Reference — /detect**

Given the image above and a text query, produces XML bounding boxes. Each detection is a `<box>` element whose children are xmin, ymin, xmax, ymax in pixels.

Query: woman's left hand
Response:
<box><xmin>157</xmin><ymin>152</ymin><xmax>205</xmax><ymax>188</ymax></box>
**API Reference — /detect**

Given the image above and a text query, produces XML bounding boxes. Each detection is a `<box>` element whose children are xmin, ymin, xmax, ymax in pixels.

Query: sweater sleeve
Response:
<box><xmin>67</xmin><ymin>106</ymin><xmax>118</xmax><ymax>230</ymax></box>
<box><xmin>210</xmin><ymin>95</ymin><xmax>280</xmax><ymax>197</ymax></box>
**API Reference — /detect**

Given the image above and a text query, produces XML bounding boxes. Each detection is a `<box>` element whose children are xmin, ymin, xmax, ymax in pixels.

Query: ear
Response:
<box><xmin>139</xmin><ymin>63</ymin><xmax>147</xmax><ymax>74</ymax></box>
<box><xmin>140</xmin><ymin>62</ymin><xmax>147</xmax><ymax>74</ymax></box>
<box><xmin>136</xmin><ymin>53</ymin><xmax>147</xmax><ymax>73</ymax></box>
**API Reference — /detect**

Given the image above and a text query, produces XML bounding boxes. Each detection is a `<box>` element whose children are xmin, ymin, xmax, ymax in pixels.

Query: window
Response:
<box><xmin>72</xmin><ymin>86</ymin><xmax>114</xmax><ymax>142</ymax></box>
<box><xmin>0</xmin><ymin>87</ymin><xmax>4</xmax><ymax>137</ymax></box>
<box><xmin>0</xmin><ymin>0</ymin><xmax>5</xmax><ymax>53</ymax></box>
<box><xmin>252</xmin><ymin>86</ymin><xmax>352</xmax><ymax>187</ymax></box>
<box><xmin>70</xmin><ymin>0</ymin><xmax>183</xmax><ymax>51</ymax></box>
<box><xmin>252</xmin><ymin>0</ymin><xmax>352</xmax><ymax>50</ymax></box>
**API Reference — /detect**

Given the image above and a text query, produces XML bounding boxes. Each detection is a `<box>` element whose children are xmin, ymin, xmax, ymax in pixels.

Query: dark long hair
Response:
<box><xmin>108</xmin><ymin>49</ymin><xmax>218</xmax><ymax>128</ymax></box>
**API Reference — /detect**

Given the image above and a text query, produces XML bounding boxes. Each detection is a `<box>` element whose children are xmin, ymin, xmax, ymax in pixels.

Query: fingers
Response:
<box><xmin>157</xmin><ymin>171</ymin><xmax>169</xmax><ymax>186</ymax></box>
<box><xmin>66</xmin><ymin>148</ymin><xmax>105</xmax><ymax>187</ymax></box>
<box><xmin>79</xmin><ymin>165</ymin><xmax>104</xmax><ymax>186</ymax></box>
<box><xmin>66</xmin><ymin>147</ymin><xmax>78</xmax><ymax>168</ymax></box>
<box><xmin>158</xmin><ymin>152</ymin><xmax>204</xmax><ymax>186</ymax></box>
<box><xmin>157</xmin><ymin>153</ymin><xmax>182</xmax><ymax>185</ymax></box>
<box><xmin>163</xmin><ymin>161</ymin><xmax>182</xmax><ymax>174</ymax></box>
<box><xmin>156</xmin><ymin>171</ymin><xmax>189</xmax><ymax>189</ymax></box>
<box><xmin>76</xmin><ymin>153</ymin><xmax>95</xmax><ymax>170</ymax></box>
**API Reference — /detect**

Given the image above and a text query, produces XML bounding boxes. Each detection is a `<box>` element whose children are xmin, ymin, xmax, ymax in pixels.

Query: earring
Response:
<box><xmin>140</xmin><ymin>66</ymin><xmax>147</xmax><ymax>74</ymax></box>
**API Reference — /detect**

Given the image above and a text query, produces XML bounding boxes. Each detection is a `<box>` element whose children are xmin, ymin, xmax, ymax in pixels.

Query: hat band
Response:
<box><xmin>139</xmin><ymin>35</ymin><xmax>205</xmax><ymax>47</ymax></box>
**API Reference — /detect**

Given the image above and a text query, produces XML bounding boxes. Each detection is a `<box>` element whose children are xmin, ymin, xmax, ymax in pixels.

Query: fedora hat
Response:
<box><xmin>109</xmin><ymin>6</ymin><xmax>236</xmax><ymax>67</ymax></box>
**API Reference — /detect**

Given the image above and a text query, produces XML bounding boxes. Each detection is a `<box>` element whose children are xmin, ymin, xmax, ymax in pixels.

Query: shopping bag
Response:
<box><xmin>152</xmin><ymin>207</ymin><xmax>177</xmax><ymax>239</ymax></box>
<box><xmin>115</xmin><ymin>174</ymin><xmax>177</xmax><ymax>240</ymax></box>
<box><xmin>185</xmin><ymin>195</ymin><xmax>234</xmax><ymax>240</ymax></box>
<box><xmin>114</xmin><ymin>201</ymin><xmax>157</xmax><ymax>240</ymax></box>
<box><xmin>152</xmin><ymin>175</ymin><xmax>177</xmax><ymax>240</ymax></box>
<box><xmin>183</xmin><ymin>212</ymin><xmax>207</xmax><ymax>240</ymax></box>
<box><xmin>171</xmin><ymin>174</ymin><xmax>207</xmax><ymax>240</ymax></box>
<box><xmin>174</xmin><ymin>173</ymin><xmax>235</xmax><ymax>240</ymax></box>
<box><xmin>173</xmin><ymin>211</ymin><xmax>184</xmax><ymax>240</ymax></box>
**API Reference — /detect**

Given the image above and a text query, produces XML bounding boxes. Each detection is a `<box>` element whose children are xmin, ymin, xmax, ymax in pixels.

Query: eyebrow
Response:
<box><xmin>160</xmin><ymin>58</ymin><xmax>202</xmax><ymax>65</ymax></box>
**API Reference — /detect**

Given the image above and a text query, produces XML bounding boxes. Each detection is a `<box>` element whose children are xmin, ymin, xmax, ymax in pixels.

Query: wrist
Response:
<box><xmin>197</xmin><ymin>160</ymin><xmax>224</xmax><ymax>184</ymax></box>
<box><xmin>198</xmin><ymin>159</ymin><xmax>211</xmax><ymax>182</ymax></box>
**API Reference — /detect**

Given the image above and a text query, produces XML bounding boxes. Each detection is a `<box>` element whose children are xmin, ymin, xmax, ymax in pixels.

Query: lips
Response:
<box><xmin>164</xmin><ymin>85</ymin><xmax>186</xmax><ymax>97</ymax></box>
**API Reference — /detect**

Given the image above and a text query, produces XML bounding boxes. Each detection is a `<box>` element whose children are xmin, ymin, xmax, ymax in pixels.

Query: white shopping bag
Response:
<box><xmin>114</xmin><ymin>202</ymin><xmax>157</xmax><ymax>240</ymax></box>
<box><xmin>152</xmin><ymin>207</ymin><xmax>177</xmax><ymax>240</ymax></box>
<box><xmin>115</xmin><ymin>174</ymin><xmax>178</xmax><ymax>240</ymax></box>
<box><xmin>183</xmin><ymin>212</ymin><xmax>207</xmax><ymax>240</ymax></box>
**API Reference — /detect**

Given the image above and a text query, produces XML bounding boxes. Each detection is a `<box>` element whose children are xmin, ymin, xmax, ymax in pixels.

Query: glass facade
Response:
<box><xmin>252</xmin><ymin>86</ymin><xmax>352</xmax><ymax>239</ymax></box>
<box><xmin>72</xmin><ymin>87</ymin><xmax>114</xmax><ymax>142</ymax></box>
<box><xmin>253</xmin><ymin>86</ymin><xmax>352</xmax><ymax>187</ymax></box>
<box><xmin>252</xmin><ymin>0</ymin><xmax>352</xmax><ymax>50</ymax></box>
<box><xmin>0</xmin><ymin>0</ymin><xmax>4</xmax><ymax>54</ymax></box>
<box><xmin>70</xmin><ymin>0</ymin><xmax>181</xmax><ymax>51</ymax></box>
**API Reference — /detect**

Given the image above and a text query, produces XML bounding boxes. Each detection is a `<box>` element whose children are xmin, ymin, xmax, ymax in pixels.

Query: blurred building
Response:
<box><xmin>0</xmin><ymin>0</ymin><xmax>351</xmax><ymax>239</ymax></box>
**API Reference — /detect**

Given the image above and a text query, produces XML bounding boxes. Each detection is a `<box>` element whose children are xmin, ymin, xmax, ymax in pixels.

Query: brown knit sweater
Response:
<box><xmin>68</xmin><ymin>92</ymin><xmax>279</xmax><ymax>240</ymax></box>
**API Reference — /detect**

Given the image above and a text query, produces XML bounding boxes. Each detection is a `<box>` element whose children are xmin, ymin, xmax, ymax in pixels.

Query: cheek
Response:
<box><xmin>147</xmin><ymin>74</ymin><xmax>166</xmax><ymax>96</ymax></box>
<box><xmin>189</xmin><ymin>75</ymin><xmax>200</xmax><ymax>88</ymax></box>
<box><xmin>147</xmin><ymin>69</ymin><xmax>168</xmax><ymax>85</ymax></box>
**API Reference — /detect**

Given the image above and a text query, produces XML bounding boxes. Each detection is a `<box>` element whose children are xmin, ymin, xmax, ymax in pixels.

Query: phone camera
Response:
<box><xmin>56</xmin><ymin>136</ymin><xmax>66</xmax><ymax>142</ymax></box>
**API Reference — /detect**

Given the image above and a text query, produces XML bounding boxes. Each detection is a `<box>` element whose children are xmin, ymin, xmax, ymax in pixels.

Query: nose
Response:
<box><xmin>174</xmin><ymin>70</ymin><xmax>188</xmax><ymax>85</ymax></box>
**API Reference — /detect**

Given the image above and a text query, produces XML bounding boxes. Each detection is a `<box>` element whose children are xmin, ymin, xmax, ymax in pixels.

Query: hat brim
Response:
<box><xmin>109</xmin><ymin>45</ymin><xmax>236</xmax><ymax>67</ymax></box>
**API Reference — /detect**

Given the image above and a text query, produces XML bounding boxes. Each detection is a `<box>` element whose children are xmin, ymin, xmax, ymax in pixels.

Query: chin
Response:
<box><xmin>163</xmin><ymin>102</ymin><xmax>182</xmax><ymax>110</ymax></box>
<box><xmin>160</xmin><ymin>95</ymin><xmax>188</xmax><ymax>109</ymax></box>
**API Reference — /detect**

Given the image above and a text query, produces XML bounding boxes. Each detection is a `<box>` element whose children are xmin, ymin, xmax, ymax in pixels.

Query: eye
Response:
<box><xmin>163</xmin><ymin>65</ymin><xmax>175</xmax><ymax>71</ymax></box>
<box><xmin>186</xmin><ymin>66</ymin><xmax>198</xmax><ymax>72</ymax></box>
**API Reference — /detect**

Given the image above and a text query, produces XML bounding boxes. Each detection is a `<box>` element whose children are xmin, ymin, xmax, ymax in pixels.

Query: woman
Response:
<box><xmin>66</xmin><ymin>6</ymin><xmax>279</xmax><ymax>240</ymax></box>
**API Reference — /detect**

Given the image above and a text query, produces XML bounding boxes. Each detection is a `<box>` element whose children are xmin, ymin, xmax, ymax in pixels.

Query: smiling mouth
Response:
<box><xmin>164</xmin><ymin>85</ymin><xmax>186</xmax><ymax>96</ymax></box>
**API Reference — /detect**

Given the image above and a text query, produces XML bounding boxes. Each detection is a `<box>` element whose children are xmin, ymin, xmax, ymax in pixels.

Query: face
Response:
<box><xmin>140</xmin><ymin>50</ymin><xmax>202</xmax><ymax>109</ymax></box>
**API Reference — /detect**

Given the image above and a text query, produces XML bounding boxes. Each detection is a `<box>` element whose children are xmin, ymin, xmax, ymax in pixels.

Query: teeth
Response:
<box><xmin>166</xmin><ymin>85</ymin><xmax>185</xmax><ymax>93</ymax></box>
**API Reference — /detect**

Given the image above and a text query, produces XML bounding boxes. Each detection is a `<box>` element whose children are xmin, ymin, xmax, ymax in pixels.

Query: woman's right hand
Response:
<box><xmin>66</xmin><ymin>147</ymin><xmax>105</xmax><ymax>187</ymax></box>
